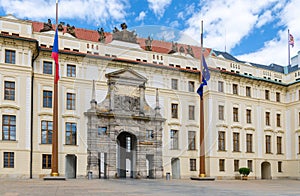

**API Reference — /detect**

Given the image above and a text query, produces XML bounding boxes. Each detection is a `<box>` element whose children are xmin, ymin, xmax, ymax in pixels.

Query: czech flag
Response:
<box><xmin>52</xmin><ymin>29</ymin><xmax>59</xmax><ymax>83</ymax></box>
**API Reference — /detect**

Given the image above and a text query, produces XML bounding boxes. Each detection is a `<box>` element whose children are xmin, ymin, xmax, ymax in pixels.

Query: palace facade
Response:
<box><xmin>0</xmin><ymin>14</ymin><xmax>300</xmax><ymax>180</ymax></box>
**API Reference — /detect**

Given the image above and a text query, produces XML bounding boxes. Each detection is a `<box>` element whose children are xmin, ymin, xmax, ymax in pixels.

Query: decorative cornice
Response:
<box><xmin>216</xmin><ymin>123</ymin><xmax>228</xmax><ymax>128</ymax></box>
<box><xmin>0</xmin><ymin>104</ymin><xmax>20</xmax><ymax>110</ymax></box>
<box><xmin>62</xmin><ymin>113</ymin><xmax>80</xmax><ymax>119</ymax></box>
<box><xmin>244</xmin><ymin>126</ymin><xmax>255</xmax><ymax>131</ymax></box>
<box><xmin>38</xmin><ymin>112</ymin><xmax>52</xmax><ymax>116</ymax></box>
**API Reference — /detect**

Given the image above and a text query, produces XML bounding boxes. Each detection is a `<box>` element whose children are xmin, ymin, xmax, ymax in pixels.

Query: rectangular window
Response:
<box><xmin>265</xmin><ymin>90</ymin><xmax>270</xmax><ymax>100</ymax></box>
<box><xmin>3</xmin><ymin>152</ymin><xmax>14</xmax><ymax>168</ymax></box>
<box><xmin>277</xmin><ymin>136</ymin><xmax>282</xmax><ymax>154</ymax></box>
<box><xmin>98</xmin><ymin>127</ymin><xmax>107</xmax><ymax>135</ymax></box>
<box><xmin>276</xmin><ymin>114</ymin><xmax>281</xmax><ymax>127</ymax></box>
<box><xmin>247</xmin><ymin>160</ymin><xmax>253</xmax><ymax>172</ymax></box>
<box><xmin>219</xmin><ymin>159</ymin><xmax>225</xmax><ymax>171</ymax></box>
<box><xmin>188</xmin><ymin>105</ymin><xmax>195</xmax><ymax>120</ymax></box>
<box><xmin>170</xmin><ymin>129</ymin><xmax>178</xmax><ymax>150</ymax></box>
<box><xmin>233</xmin><ymin>107</ymin><xmax>239</xmax><ymax>122</ymax></box>
<box><xmin>171</xmin><ymin>79</ymin><xmax>178</xmax><ymax>90</ymax></box>
<box><xmin>2</xmin><ymin>115</ymin><xmax>16</xmax><ymax>141</ymax></box>
<box><xmin>246</xmin><ymin>109</ymin><xmax>252</xmax><ymax>124</ymax></box>
<box><xmin>42</xmin><ymin>154</ymin><xmax>52</xmax><ymax>169</ymax></box>
<box><xmin>188</xmin><ymin>81</ymin><xmax>195</xmax><ymax>92</ymax></box>
<box><xmin>266</xmin><ymin>112</ymin><xmax>270</xmax><ymax>126</ymax></box>
<box><xmin>276</xmin><ymin>92</ymin><xmax>280</xmax><ymax>102</ymax></box>
<box><xmin>233</xmin><ymin>133</ymin><xmax>240</xmax><ymax>152</ymax></box>
<box><xmin>188</xmin><ymin>131</ymin><xmax>196</xmax><ymax>150</ymax></box>
<box><xmin>67</xmin><ymin>64</ymin><xmax>76</xmax><ymax>77</ymax></box>
<box><xmin>246</xmin><ymin>86</ymin><xmax>251</xmax><ymax>97</ymax></box>
<box><xmin>234</xmin><ymin>160</ymin><xmax>239</xmax><ymax>172</ymax></box>
<box><xmin>4</xmin><ymin>81</ymin><xmax>15</xmax><ymax>100</ymax></box>
<box><xmin>41</xmin><ymin>120</ymin><xmax>52</xmax><ymax>144</ymax></box>
<box><xmin>278</xmin><ymin>161</ymin><xmax>282</xmax><ymax>172</ymax></box>
<box><xmin>218</xmin><ymin>131</ymin><xmax>225</xmax><ymax>151</ymax></box>
<box><xmin>67</xmin><ymin>93</ymin><xmax>76</xmax><ymax>110</ymax></box>
<box><xmin>266</xmin><ymin>135</ymin><xmax>271</xmax><ymax>153</ymax></box>
<box><xmin>219</xmin><ymin>105</ymin><xmax>224</xmax><ymax>120</ymax></box>
<box><xmin>43</xmin><ymin>61</ymin><xmax>53</xmax><ymax>74</ymax></box>
<box><xmin>190</xmin><ymin>159</ymin><xmax>196</xmax><ymax>171</ymax></box>
<box><xmin>218</xmin><ymin>81</ymin><xmax>224</xmax><ymax>92</ymax></box>
<box><xmin>43</xmin><ymin>90</ymin><xmax>52</xmax><ymax>108</ymax></box>
<box><xmin>5</xmin><ymin>50</ymin><xmax>16</xmax><ymax>64</ymax></box>
<box><xmin>146</xmin><ymin>130</ymin><xmax>154</xmax><ymax>140</ymax></box>
<box><xmin>171</xmin><ymin>103</ymin><xmax>178</xmax><ymax>119</ymax></box>
<box><xmin>66</xmin><ymin>122</ymin><xmax>77</xmax><ymax>145</ymax></box>
<box><xmin>246</xmin><ymin>134</ymin><xmax>253</xmax><ymax>152</ymax></box>
<box><xmin>233</xmin><ymin>84</ymin><xmax>238</xmax><ymax>95</ymax></box>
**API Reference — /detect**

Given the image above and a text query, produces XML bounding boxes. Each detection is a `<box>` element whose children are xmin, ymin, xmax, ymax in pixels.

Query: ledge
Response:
<box><xmin>0</xmin><ymin>104</ymin><xmax>20</xmax><ymax>110</ymax></box>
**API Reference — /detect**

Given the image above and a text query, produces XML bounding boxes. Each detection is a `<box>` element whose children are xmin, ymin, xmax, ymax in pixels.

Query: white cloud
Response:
<box><xmin>256</xmin><ymin>10</ymin><xmax>272</xmax><ymax>28</ymax></box>
<box><xmin>135</xmin><ymin>11</ymin><xmax>146</xmax><ymax>22</ymax></box>
<box><xmin>170</xmin><ymin>20</ymin><xmax>179</xmax><ymax>28</ymax></box>
<box><xmin>147</xmin><ymin>0</ymin><xmax>172</xmax><ymax>18</ymax></box>
<box><xmin>0</xmin><ymin>0</ymin><xmax>129</xmax><ymax>25</ymax></box>
<box><xmin>157</xmin><ymin>27</ymin><xmax>175</xmax><ymax>41</ymax></box>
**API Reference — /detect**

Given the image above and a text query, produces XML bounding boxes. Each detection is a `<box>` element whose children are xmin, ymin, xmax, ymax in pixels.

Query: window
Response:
<box><xmin>43</xmin><ymin>90</ymin><xmax>52</xmax><ymax>108</ymax></box>
<box><xmin>219</xmin><ymin>105</ymin><xmax>224</xmax><ymax>120</ymax></box>
<box><xmin>41</xmin><ymin>121</ymin><xmax>52</xmax><ymax>144</ymax></box>
<box><xmin>218</xmin><ymin>131</ymin><xmax>225</xmax><ymax>151</ymax></box>
<box><xmin>2</xmin><ymin>115</ymin><xmax>16</xmax><ymax>141</ymax></box>
<box><xmin>170</xmin><ymin>129</ymin><xmax>178</xmax><ymax>149</ymax></box>
<box><xmin>266</xmin><ymin>112</ymin><xmax>270</xmax><ymax>126</ymax></box>
<box><xmin>246</xmin><ymin>86</ymin><xmax>251</xmax><ymax>97</ymax></box>
<box><xmin>278</xmin><ymin>161</ymin><xmax>282</xmax><ymax>172</ymax></box>
<box><xmin>5</xmin><ymin>50</ymin><xmax>15</xmax><ymax>64</ymax></box>
<box><xmin>246</xmin><ymin>134</ymin><xmax>253</xmax><ymax>152</ymax></box>
<box><xmin>67</xmin><ymin>64</ymin><xmax>76</xmax><ymax>77</ymax></box>
<box><xmin>190</xmin><ymin>159</ymin><xmax>196</xmax><ymax>171</ymax></box>
<box><xmin>43</xmin><ymin>61</ymin><xmax>53</xmax><ymax>74</ymax></box>
<box><xmin>233</xmin><ymin>107</ymin><xmax>239</xmax><ymax>122</ymax></box>
<box><xmin>276</xmin><ymin>114</ymin><xmax>281</xmax><ymax>127</ymax></box>
<box><xmin>265</xmin><ymin>90</ymin><xmax>269</xmax><ymax>100</ymax></box>
<box><xmin>276</xmin><ymin>92</ymin><xmax>280</xmax><ymax>102</ymax></box>
<box><xmin>188</xmin><ymin>105</ymin><xmax>195</xmax><ymax>120</ymax></box>
<box><xmin>188</xmin><ymin>81</ymin><xmax>195</xmax><ymax>92</ymax></box>
<box><xmin>188</xmin><ymin>131</ymin><xmax>196</xmax><ymax>150</ymax></box>
<box><xmin>171</xmin><ymin>79</ymin><xmax>178</xmax><ymax>90</ymax></box>
<box><xmin>266</xmin><ymin>135</ymin><xmax>271</xmax><ymax>153</ymax></box>
<box><xmin>233</xmin><ymin>84</ymin><xmax>238</xmax><ymax>95</ymax></box>
<box><xmin>234</xmin><ymin>160</ymin><xmax>239</xmax><ymax>172</ymax></box>
<box><xmin>42</xmin><ymin>154</ymin><xmax>52</xmax><ymax>169</ymax></box>
<box><xmin>247</xmin><ymin>160</ymin><xmax>253</xmax><ymax>172</ymax></box>
<box><xmin>277</xmin><ymin>136</ymin><xmax>282</xmax><ymax>154</ymax></box>
<box><xmin>233</xmin><ymin>133</ymin><xmax>239</xmax><ymax>152</ymax></box>
<box><xmin>219</xmin><ymin>159</ymin><xmax>225</xmax><ymax>171</ymax></box>
<box><xmin>98</xmin><ymin>127</ymin><xmax>107</xmax><ymax>135</ymax></box>
<box><xmin>146</xmin><ymin>130</ymin><xmax>154</xmax><ymax>139</ymax></box>
<box><xmin>171</xmin><ymin>103</ymin><xmax>178</xmax><ymax>119</ymax></box>
<box><xmin>67</xmin><ymin>93</ymin><xmax>76</xmax><ymax>110</ymax></box>
<box><xmin>3</xmin><ymin>152</ymin><xmax>14</xmax><ymax>168</ymax></box>
<box><xmin>4</xmin><ymin>81</ymin><xmax>15</xmax><ymax>100</ymax></box>
<box><xmin>246</xmin><ymin>109</ymin><xmax>251</xmax><ymax>124</ymax></box>
<box><xmin>66</xmin><ymin>122</ymin><xmax>77</xmax><ymax>145</ymax></box>
<box><xmin>218</xmin><ymin>81</ymin><xmax>224</xmax><ymax>92</ymax></box>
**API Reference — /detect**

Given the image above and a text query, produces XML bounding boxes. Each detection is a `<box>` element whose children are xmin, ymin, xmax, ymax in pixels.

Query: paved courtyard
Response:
<box><xmin>1</xmin><ymin>178</ymin><xmax>300</xmax><ymax>196</ymax></box>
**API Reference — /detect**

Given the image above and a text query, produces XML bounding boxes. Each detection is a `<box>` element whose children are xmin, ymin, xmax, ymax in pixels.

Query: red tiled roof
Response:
<box><xmin>31</xmin><ymin>21</ymin><xmax>211</xmax><ymax>59</ymax></box>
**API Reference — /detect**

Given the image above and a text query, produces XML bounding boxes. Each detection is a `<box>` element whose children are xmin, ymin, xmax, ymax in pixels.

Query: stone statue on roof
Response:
<box><xmin>40</xmin><ymin>19</ymin><xmax>53</xmax><ymax>32</ymax></box>
<box><xmin>97</xmin><ymin>27</ymin><xmax>106</xmax><ymax>43</ymax></box>
<box><xmin>121</xmin><ymin>23</ymin><xmax>127</xmax><ymax>30</ymax></box>
<box><xmin>66</xmin><ymin>24</ymin><xmax>76</xmax><ymax>37</ymax></box>
<box><xmin>57</xmin><ymin>22</ymin><xmax>64</xmax><ymax>31</ymax></box>
<box><xmin>171</xmin><ymin>41</ymin><xmax>178</xmax><ymax>53</ymax></box>
<box><xmin>112</xmin><ymin>23</ymin><xmax>137</xmax><ymax>44</ymax></box>
<box><xmin>113</xmin><ymin>27</ymin><xmax>119</xmax><ymax>33</ymax></box>
<box><xmin>186</xmin><ymin>45</ymin><xmax>194</xmax><ymax>57</ymax></box>
<box><xmin>145</xmin><ymin>36</ymin><xmax>153</xmax><ymax>51</ymax></box>
<box><xmin>179</xmin><ymin>46</ymin><xmax>185</xmax><ymax>53</ymax></box>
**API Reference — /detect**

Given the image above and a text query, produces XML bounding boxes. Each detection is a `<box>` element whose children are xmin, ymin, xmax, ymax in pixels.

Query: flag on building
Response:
<box><xmin>52</xmin><ymin>29</ymin><xmax>59</xmax><ymax>83</ymax></box>
<box><xmin>289</xmin><ymin>33</ymin><xmax>294</xmax><ymax>47</ymax></box>
<box><xmin>197</xmin><ymin>55</ymin><xmax>210</xmax><ymax>99</ymax></box>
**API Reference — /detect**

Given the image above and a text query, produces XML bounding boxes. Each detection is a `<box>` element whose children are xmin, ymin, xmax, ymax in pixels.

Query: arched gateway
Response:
<box><xmin>85</xmin><ymin>68</ymin><xmax>165</xmax><ymax>179</ymax></box>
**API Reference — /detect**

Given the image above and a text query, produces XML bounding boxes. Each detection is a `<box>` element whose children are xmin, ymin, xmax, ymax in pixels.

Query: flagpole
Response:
<box><xmin>288</xmin><ymin>29</ymin><xmax>290</xmax><ymax>66</ymax></box>
<box><xmin>199</xmin><ymin>20</ymin><xmax>206</xmax><ymax>177</ymax></box>
<box><xmin>51</xmin><ymin>0</ymin><xmax>59</xmax><ymax>177</ymax></box>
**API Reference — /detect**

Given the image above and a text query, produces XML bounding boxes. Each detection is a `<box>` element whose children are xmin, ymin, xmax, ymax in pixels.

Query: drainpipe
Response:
<box><xmin>30</xmin><ymin>41</ymin><xmax>40</xmax><ymax>179</ymax></box>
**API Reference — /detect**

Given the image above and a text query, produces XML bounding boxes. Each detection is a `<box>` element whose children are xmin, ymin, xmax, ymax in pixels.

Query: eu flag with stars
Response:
<box><xmin>197</xmin><ymin>55</ymin><xmax>210</xmax><ymax>99</ymax></box>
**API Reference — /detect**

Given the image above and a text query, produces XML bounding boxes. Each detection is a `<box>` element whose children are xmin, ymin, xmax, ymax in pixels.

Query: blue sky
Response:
<box><xmin>0</xmin><ymin>0</ymin><xmax>299</xmax><ymax>66</ymax></box>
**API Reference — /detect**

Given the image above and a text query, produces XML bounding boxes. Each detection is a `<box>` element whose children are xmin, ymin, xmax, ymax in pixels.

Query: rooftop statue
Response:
<box><xmin>170</xmin><ymin>41</ymin><xmax>178</xmax><ymax>53</ymax></box>
<box><xmin>57</xmin><ymin>22</ymin><xmax>64</xmax><ymax>31</ymax></box>
<box><xmin>112</xmin><ymin>23</ymin><xmax>137</xmax><ymax>43</ymax></box>
<box><xmin>145</xmin><ymin>36</ymin><xmax>153</xmax><ymax>51</ymax></box>
<box><xmin>66</xmin><ymin>24</ymin><xmax>76</xmax><ymax>37</ymax></box>
<box><xmin>40</xmin><ymin>19</ymin><xmax>53</xmax><ymax>32</ymax></box>
<box><xmin>97</xmin><ymin>27</ymin><xmax>106</xmax><ymax>43</ymax></box>
<box><xmin>179</xmin><ymin>46</ymin><xmax>185</xmax><ymax>53</ymax></box>
<box><xmin>186</xmin><ymin>45</ymin><xmax>194</xmax><ymax>57</ymax></box>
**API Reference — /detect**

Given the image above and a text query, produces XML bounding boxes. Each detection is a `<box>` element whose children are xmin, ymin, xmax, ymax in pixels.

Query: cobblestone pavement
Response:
<box><xmin>0</xmin><ymin>178</ymin><xmax>300</xmax><ymax>196</ymax></box>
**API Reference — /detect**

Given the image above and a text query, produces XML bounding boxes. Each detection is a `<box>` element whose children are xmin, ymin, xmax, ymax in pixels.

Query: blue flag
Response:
<box><xmin>197</xmin><ymin>55</ymin><xmax>210</xmax><ymax>99</ymax></box>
